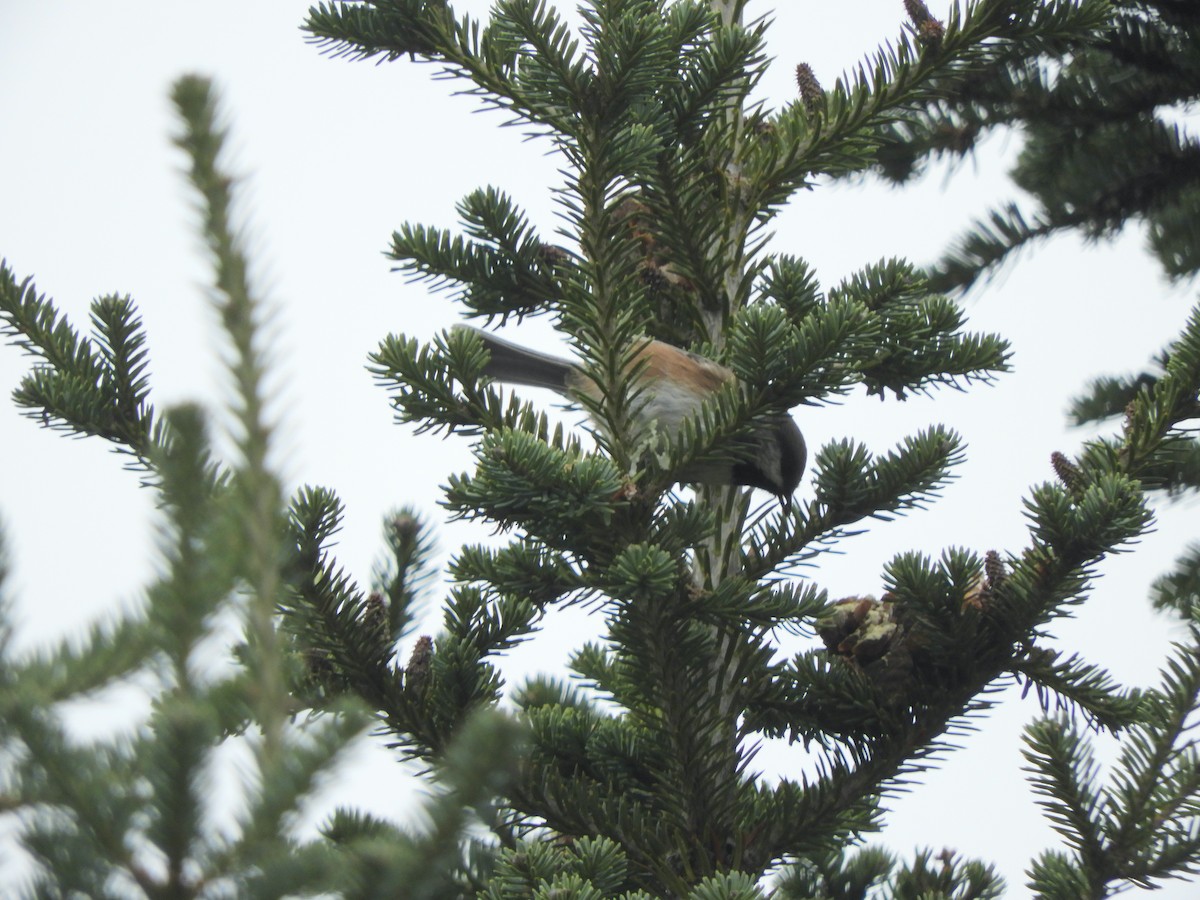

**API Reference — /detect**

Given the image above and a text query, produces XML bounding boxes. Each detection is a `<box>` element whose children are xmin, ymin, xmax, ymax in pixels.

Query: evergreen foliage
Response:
<box><xmin>863</xmin><ymin>0</ymin><xmax>1200</xmax><ymax>292</ymax></box>
<box><xmin>849</xmin><ymin>1</ymin><xmax>1200</xmax><ymax>894</ymax></box>
<box><xmin>0</xmin><ymin>77</ymin><xmax>524</xmax><ymax>898</ymax></box>
<box><xmin>852</xmin><ymin>0</ymin><xmax>1200</xmax><ymax>699</ymax></box>
<box><xmin>1</xmin><ymin>1</ymin><xmax>1198</xmax><ymax>898</ymax></box>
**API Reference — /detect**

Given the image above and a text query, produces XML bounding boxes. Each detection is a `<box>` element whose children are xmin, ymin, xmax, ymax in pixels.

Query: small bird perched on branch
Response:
<box><xmin>456</xmin><ymin>325</ymin><xmax>806</xmax><ymax>505</ymax></box>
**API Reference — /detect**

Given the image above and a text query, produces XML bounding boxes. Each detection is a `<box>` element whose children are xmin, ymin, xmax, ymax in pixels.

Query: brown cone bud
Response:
<box><xmin>904</xmin><ymin>0</ymin><xmax>933</xmax><ymax>24</ymax></box>
<box><xmin>918</xmin><ymin>18</ymin><xmax>945</xmax><ymax>46</ymax></box>
<box><xmin>963</xmin><ymin>551</ymin><xmax>1006</xmax><ymax>611</ymax></box>
<box><xmin>795</xmin><ymin>63</ymin><xmax>823</xmax><ymax>116</ymax></box>
<box><xmin>538</xmin><ymin>243</ymin><xmax>571</xmax><ymax>266</ymax></box>
<box><xmin>405</xmin><ymin>634</ymin><xmax>434</xmax><ymax>695</ymax></box>
<box><xmin>1051</xmin><ymin>451</ymin><xmax>1086</xmax><ymax>497</ymax></box>
<box><xmin>363</xmin><ymin>591</ymin><xmax>388</xmax><ymax>640</ymax></box>
<box><xmin>904</xmin><ymin>0</ymin><xmax>944</xmax><ymax>48</ymax></box>
<box><xmin>984</xmin><ymin>550</ymin><xmax>1006</xmax><ymax>592</ymax></box>
<box><xmin>389</xmin><ymin>513</ymin><xmax>420</xmax><ymax>543</ymax></box>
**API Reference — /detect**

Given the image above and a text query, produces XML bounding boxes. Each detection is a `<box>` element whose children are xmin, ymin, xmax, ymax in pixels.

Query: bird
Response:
<box><xmin>455</xmin><ymin>324</ymin><xmax>805</xmax><ymax>504</ymax></box>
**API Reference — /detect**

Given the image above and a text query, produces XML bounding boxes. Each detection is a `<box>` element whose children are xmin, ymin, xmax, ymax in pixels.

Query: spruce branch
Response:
<box><xmin>739</xmin><ymin>427</ymin><xmax>964</xmax><ymax>582</ymax></box>
<box><xmin>4</xmin><ymin>617</ymin><xmax>156</xmax><ymax>710</ymax></box>
<box><xmin>929</xmin><ymin>201</ymin><xmax>1074</xmax><ymax>295</ymax></box>
<box><xmin>304</xmin><ymin>0</ymin><xmax>449</xmax><ymax>60</ymax></box>
<box><xmin>281</xmin><ymin>486</ymin><xmax>490</xmax><ymax>763</ymax></box>
<box><xmin>389</xmin><ymin>187</ymin><xmax>564</xmax><ymax>322</ymax></box>
<box><xmin>1022</xmin><ymin>636</ymin><xmax>1200</xmax><ymax>896</ymax></box>
<box><xmin>306</xmin><ymin>0</ymin><xmax>590</xmax><ymax>135</ymax></box>
<box><xmin>743</xmin><ymin>352</ymin><xmax>1198</xmax><ymax>877</ymax></box>
<box><xmin>889</xmin><ymin>848</ymin><xmax>1005</xmax><ymax>899</ymax></box>
<box><xmin>6</xmin><ymin>397</ymin><xmax>335</xmax><ymax>895</ymax></box>
<box><xmin>450</xmin><ymin>541</ymin><xmax>589</xmax><ymax>609</ymax></box>
<box><xmin>2</xmin><ymin>74</ymin><xmax>550</xmax><ymax>894</ymax></box>
<box><xmin>1151</xmin><ymin>544</ymin><xmax>1200</xmax><ymax>621</ymax></box>
<box><xmin>173</xmin><ymin>74</ymin><xmax>291</xmax><ymax>761</ymax></box>
<box><xmin>860</xmin><ymin>1</ymin><xmax>1200</xmax><ymax>292</ymax></box>
<box><xmin>756</xmin><ymin>0</ymin><xmax>1114</xmax><ymax>212</ymax></box>
<box><xmin>1011</xmin><ymin>647</ymin><xmax>1143</xmax><ymax>731</ymax></box>
<box><xmin>390</xmin><ymin>708</ymin><xmax>527</xmax><ymax>898</ymax></box>
<box><xmin>443</xmin><ymin>428</ymin><xmax>627</xmax><ymax>552</ymax></box>
<box><xmin>1103</xmin><ymin>641</ymin><xmax>1200</xmax><ymax>889</ymax></box>
<box><xmin>371</xmin><ymin>326</ymin><xmax>564</xmax><ymax>437</ymax></box>
<box><xmin>374</xmin><ymin>507</ymin><xmax>435</xmax><ymax>640</ymax></box>
<box><xmin>1023</xmin><ymin>717</ymin><xmax>1113</xmax><ymax>887</ymax></box>
<box><xmin>0</xmin><ymin>265</ymin><xmax>167</xmax><ymax>473</ymax></box>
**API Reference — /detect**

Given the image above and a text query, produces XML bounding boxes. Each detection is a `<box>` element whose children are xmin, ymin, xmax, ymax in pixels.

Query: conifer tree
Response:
<box><xmin>843</xmin><ymin>3</ymin><xmax>1200</xmax><ymax>894</ymax></box>
<box><xmin>2</xmin><ymin>2</ymin><xmax>1199</xmax><ymax>899</ymax></box>
<box><xmin>0</xmin><ymin>77</ymin><xmax>523</xmax><ymax>898</ymax></box>
<box><xmin>869</xmin><ymin>0</ymin><xmax>1200</xmax><ymax>291</ymax></box>
<box><xmin>859</xmin><ymin>3</ymin><xmax>1200</xmax><ymax>622</ymax></box>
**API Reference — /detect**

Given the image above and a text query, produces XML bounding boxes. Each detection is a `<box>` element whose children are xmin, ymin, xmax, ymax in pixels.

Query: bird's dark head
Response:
<box><xmin>730</xmin><ymin>416</ymin><xmax>806</xmax><ymax>508</ymax></box>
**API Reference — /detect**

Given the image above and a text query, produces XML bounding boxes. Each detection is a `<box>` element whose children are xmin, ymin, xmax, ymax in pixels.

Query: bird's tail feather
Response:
<box><xmin>455</xmin><ymin>325</ymin><xmax>573</xmax><ymax>394</ymax></box>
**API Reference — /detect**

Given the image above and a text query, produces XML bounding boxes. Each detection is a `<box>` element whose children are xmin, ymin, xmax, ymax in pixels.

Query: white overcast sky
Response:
<box><xmin>1</xmin><ymin>2</ymin><xmax>1197</xmax><ymax>896</ymax></box>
